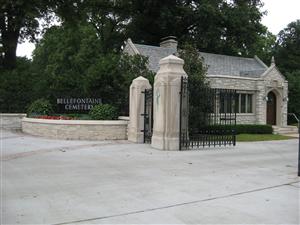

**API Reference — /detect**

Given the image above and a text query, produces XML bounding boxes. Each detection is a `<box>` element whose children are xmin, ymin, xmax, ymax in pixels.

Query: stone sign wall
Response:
<box><xmin>56</xmin><ymin>98</ymin><xmax>102</xmax><ymax>112</ymax></box>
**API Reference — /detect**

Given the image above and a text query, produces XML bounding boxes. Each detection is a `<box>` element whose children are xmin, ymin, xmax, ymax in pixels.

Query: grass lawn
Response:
<box><xmin>237</xmin><ymin>134</ymin><xmax>296</xmax><ymax>142</ymax></box>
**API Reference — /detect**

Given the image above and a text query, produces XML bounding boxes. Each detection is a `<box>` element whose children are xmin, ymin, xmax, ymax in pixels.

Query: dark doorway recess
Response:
<box><xmin>267</xmin><ymin>91</ymin><xmax>277</xmax><ymax>125</ymax></box>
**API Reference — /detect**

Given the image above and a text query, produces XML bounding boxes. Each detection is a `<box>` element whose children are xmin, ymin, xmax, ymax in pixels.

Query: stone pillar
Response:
<box><xmin>282</xmin><ymin>81</ymin><xmax>288</xmax><ymax>126</ymax></box>
<box><xmin>151</xmin><ymin>55</ymin><xmax>187</xmax><ymax>150</ymax></box>
<box><xmin>128</xmin><ymin>76</ymin><xmax>151</xmax><ymax>143</ymax></box>
<box><xmin>255</xmin><ymin>80</ymin><xmax>267</xmax><ymax>124</ymax></box>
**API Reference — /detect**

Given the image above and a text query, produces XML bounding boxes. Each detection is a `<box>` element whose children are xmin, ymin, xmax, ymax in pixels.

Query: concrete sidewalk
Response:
<box><xmin>1</xmin><ymin>129</ymin><xmax>299</xmax><ymax>224</ymax></box>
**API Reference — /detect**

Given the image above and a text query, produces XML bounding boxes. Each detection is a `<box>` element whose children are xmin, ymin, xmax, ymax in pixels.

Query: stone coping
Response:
<box><xmin>207</xmin><ymin>75</ymin><xmax>262</xmax><ymax>81</ymax></box>
<box><xmin>118</xmin><ymin>116</ymin><xmax>129</xmax><ymax>121</ymax></box>
<box><xmin>0</xmin><ymin>113</ymin><xmax>27</xmax><ymax>117</ymax></box>
<box><xmin>22</xmin><ymin>117</ymin><xmax>128</xmax><ymax>125</ymax></box>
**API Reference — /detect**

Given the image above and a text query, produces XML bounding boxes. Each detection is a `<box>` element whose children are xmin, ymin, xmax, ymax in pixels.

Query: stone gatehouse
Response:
<box><xmin>124</xmin><ymin>37</ymin><xmax>288</xmax><ymax>127</ymax></box>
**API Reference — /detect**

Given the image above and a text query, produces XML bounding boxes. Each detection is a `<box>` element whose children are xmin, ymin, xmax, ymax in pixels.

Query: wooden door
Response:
<box><xmin>267</xmin><ymin>91</ymin><xmax>276</xmax><ymax>125</ymax></box>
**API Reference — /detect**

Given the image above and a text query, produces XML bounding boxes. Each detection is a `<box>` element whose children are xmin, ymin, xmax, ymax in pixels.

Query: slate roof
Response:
<box><xmin>132</xmin><ymin>43</ymin><xmax>268</xmax><ymax>77</ymax></box>
<box><xmin>134</xmin><ymin>44</ymin><xmax>177</xmax><ymax>72</ymax></box>
<box><xmin>199</xmin><ymin>52</ymin><xmax>267</xmax><ymax>77</ymax></box>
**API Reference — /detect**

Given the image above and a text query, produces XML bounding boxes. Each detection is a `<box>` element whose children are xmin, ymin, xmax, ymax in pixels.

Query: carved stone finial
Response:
<box><xmin>271</xmin><ymin>56</ymin><xmax>275</xmax><ymax>66</ymax></box>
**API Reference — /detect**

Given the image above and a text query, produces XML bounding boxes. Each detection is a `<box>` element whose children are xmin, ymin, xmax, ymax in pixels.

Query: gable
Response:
<box><xmin>123</xmin><ymin>38</ymin><xmax>140</xmax><ymax>56</ymax></box>
<box><xmin>262</xmin><ymin>65</ymin><xmax>286</xmax><ymax>82</ymax></box>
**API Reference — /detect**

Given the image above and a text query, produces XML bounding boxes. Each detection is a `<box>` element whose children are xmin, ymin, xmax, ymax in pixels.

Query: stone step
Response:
<box><xmin>272</xmin><ymin>126</ymin><xmax>299</xmax><ymax>134</ymax></box>
<box><xmin>274</xmin><ymin>130</ymin><xmax>298</xmax><ymax>135</ymax></box>
<box><xmin>274</xmin><ymin>129</ymin><xmax>298</xmax><ymax>132</ymax></box>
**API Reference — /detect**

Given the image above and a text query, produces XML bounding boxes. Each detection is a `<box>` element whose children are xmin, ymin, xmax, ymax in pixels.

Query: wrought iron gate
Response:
<box><xmin>141</xmin><ymin>88</ymin><xmax>153</xmax><ymax>143</ymax></box>
<box><xmin>179</xmin><ymin>77</ymin><xmax>237</xmax><ymax>150</ymax></box>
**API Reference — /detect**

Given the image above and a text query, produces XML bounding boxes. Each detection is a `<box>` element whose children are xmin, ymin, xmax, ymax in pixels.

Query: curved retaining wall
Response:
<box><xmin>22</xmin><ymin>118</ymin><xmax>128</xmax><ymax>140</ymax></box>
<box><xmin>1</xmin><ymin>113</ymin><xmax>27</xmax><ymax>130</ymax></box>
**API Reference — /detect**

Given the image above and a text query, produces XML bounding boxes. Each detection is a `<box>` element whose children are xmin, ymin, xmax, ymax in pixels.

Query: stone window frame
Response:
<box><xmin>219</xmin><ymin>92</ymin><xmax>254</xmax><ymax>114</ymax></box>
<box><xmin>235</xmin><ymin>92</ymin><xmax>254</xmax><ymax>114</ymax></box>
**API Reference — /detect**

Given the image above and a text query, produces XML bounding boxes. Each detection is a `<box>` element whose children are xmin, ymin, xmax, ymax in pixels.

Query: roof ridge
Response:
<box><xmin>134</xmin><ymin>43</ymin><xmax>177</xmax><ymax>50</ymax></box>
<box><xmin>134</xmin><ymin>42</ymin><xmax>257</xmax><ymax>60</ymax></box>
<box><xmin>199</xmin><ymin>51</ymin><xmax>256</xmax><ymax>60</ymax></box>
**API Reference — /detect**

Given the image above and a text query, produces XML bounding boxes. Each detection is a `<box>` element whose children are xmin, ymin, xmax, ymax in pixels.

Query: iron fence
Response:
<box><xmin>179</xmin><ymin>77</ymin><xmax>237</xmax><ymax>150</ymax></box>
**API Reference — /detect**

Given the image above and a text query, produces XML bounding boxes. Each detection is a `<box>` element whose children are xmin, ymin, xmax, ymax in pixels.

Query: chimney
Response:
<box><xmin>160</xmin><ymin>36</ymin><xmax>178</xmax><ymax>50</ymax></box>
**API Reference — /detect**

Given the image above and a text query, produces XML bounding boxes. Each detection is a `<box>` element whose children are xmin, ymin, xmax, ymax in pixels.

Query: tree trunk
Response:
<box><xmin>2</xmin><ymin>30</ymin><xmax>19</xmax><ymax>69</ymax></box>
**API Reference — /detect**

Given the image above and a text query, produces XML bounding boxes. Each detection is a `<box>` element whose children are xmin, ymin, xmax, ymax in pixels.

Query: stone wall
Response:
<box><xmin>1</xmin><ymin>113</ymin><xmax>27</xmax><ymax>130</ymax></box>
<box><xmin>22</xmin><ymin>118</ymin><xmax>128</xmax><ymax>140</ymax></box>
<box><xmin>207</xmin><ymin>75</ymin><xmax>258</xmax><ymax>90</ymax></box>
<box><xmin>236</xmin><ymin>114</ymin><xmax>256</xmax><ymax>124</ymax></box>
<box><xmin>207</xmin><ymin>73</ymin><xmax>288</xmax><ymax>127</ymax></box>
<box><xmin>207</xmin><ymin>75</ymin><xmax>262</xmax><ymax>124</ymax></box>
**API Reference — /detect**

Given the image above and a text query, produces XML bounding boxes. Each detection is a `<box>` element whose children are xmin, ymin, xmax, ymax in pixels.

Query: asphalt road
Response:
<box><xmin>1</xmin><ymin>129</ymin><xmax>299</xmax><ymax>224</ymax></box>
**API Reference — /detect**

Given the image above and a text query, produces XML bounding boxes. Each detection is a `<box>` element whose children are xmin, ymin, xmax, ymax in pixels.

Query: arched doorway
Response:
<box><xmin>266</xmin><ymin>91</ymin><xmax>277</xmax><ymax>125</ymax></box>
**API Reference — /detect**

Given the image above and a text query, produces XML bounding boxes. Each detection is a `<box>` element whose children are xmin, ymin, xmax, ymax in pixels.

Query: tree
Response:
<box><xmin>0</xmin><ymin>0</ymin><xmax>87</xmax><ymax>69</ymax></box>
<box><xmin>274</xmin><ymin>20</ymin><xmax>300</xmax><ymax>117</ymax></box>
<box><xmin>0</xmin><ymin>57</ymin><xmax>35</xmax><ymax>112</ymax></box>
<box><xmin>178</xmin><ymin>43</ymin><xmax>209</xmax><ymax>131</ymax></box>
<box><xmin>252</xmin><ymin>30</ymin><xmax>276</xmax><ymax>64</ymax></box>
<box><xmin>0</xmin><ymin>0</ymin><xmax>54</xmax><ymax>69</ymax></box>
<box><xmin>217</xmin><ymin>0</ymin><xmax>267</xmax><ymax>56</ymax></box>
<box><xmin>85</xmin><ymin>53</ymin><xmax>154</xmax><ymax>114</ymax></box>
<box><xmin>178</xmin><ymin>43</ymin><xmax>207</xmax><ymax>87</ymax></box>
<box><xmin>32</xmin><ymin>24</ymin><xmax>102</xmax><ymax>100</ymax></box>
<box><xmin>82</xmin><ymin>0</ymin><xmax>132</xmax><ymax>53</ymax></box>
<box><xmin>126</xmin><ymin>0</ymin><xmax>267</xmax><ymax>58</ymax></box>
<box><xmin>126</xmin><ymin>0</ymin><xmax>191</xmax><ymax>45</ymax></box>
<box><xmin>32</xmin><ymin>23</ymin><xmax>154</xmax><ymax>114</ymax></box>
<box><xmin>286</xmin><ymin>71</ymin><xmax>300</xmax><ymax>117</ymax></box>
<box><xmin>275</xmin><ymin>20</ymin><xmax>300</xmax><ymax>74</ymax></box>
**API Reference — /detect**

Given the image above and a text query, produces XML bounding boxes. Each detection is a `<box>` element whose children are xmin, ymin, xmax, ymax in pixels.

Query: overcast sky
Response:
<box><xmin>17</xmin><ymin>0</ymin><xmax>300</xmax><ymax>58</ymax></box>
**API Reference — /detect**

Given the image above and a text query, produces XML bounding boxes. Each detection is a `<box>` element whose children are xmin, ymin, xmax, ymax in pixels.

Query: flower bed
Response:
<box><xmin>35</xmin><ymin>115</ymin><xmax>74</xmax><ymax>120</ymax></box>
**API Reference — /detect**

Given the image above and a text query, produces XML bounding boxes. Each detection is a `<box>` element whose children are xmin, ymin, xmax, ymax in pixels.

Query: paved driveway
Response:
<box><xmin>1</xmin><ymin>129</ymin><xmax>299</xmax><ymax>224</ymax></box>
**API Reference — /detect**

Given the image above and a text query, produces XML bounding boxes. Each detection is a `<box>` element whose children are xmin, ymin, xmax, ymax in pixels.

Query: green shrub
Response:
<box><xmin>89</xmin><ymin>104</ymin><xmax>119</xmax><ymax>120</ymax></box>
<box><xmin>27</xmin><ymin>98</ymin><xmax>53</xmax><ymax>116</ymax></box>
<box><xmin>235</xmin><ymin>124</ymin><xmax>273</xmax><ymax>134</ymax></box>
<box><xmin>202</xmin><ymin>124</ymin><xmax>273</xmax><ymax>134</ymax></box>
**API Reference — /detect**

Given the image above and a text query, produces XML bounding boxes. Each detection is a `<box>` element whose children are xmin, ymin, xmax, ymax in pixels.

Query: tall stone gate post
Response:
<box><xmin>151</xmin><ymin>55</ymin><xmax>187</xmax><ymax>150</ymax></box>
<box><xmin>128</xmin><ymin>76</ymin><xmax>151</xmax><ymax>143</ymax></box>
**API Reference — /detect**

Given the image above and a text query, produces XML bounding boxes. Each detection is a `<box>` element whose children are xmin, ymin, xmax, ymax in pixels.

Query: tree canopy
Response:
<box><xmin>31</xmin><ymin>23</ymin><xmax>154</xmax><ymax>114</ymax></box>
<box><xmin>1</xmin><ymin>0</ymin><xmax>298</xmax><ymax>118</ymax></box>
<box><xmin>1</xmin><ymin>0</ymin><xmax>272</xmax><ymax>69</ymax></box>
<box><xmin>127</xmin><ymin>0</ymin><xmax>269</xmax><ymax>59</ymax></box>
<box><xmin>275</xmin><ymin>20</ymin><xmax>300</xmax><ymax>74</ymax></box>
<box><xmin>0</xmin><ymin>0</ymin><xmax>54</xmax><ymax>69</ymax></box>
<box><xmin>274</xmin><ymin>20</ymin><xmax>300</xmax><ymax>117</ymax></box>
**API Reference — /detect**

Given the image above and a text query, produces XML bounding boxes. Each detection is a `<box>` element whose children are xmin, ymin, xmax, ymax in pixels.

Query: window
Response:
<box><xmin>247</xmin><ymin>94</ymin><xmax>252</xmax><ymax>113</ymax></box>
<box><xmin>241</xmin><ymin>94</ymin><xmax>246</xmax><ymax>113</ymax></box>
<box><xmin>219</xmin><ymin>93</ymin><xmax>235</xmax><ymax>113</ymax></box>
<box><xmin>220</xmin><ymin>93</ymin><xmax>253</xmax><ymax>113</ymax></box>
<box><xmin>237</xmin><ymin>93</ymin><xmax>253</xmax><ymax>113</ymax></box>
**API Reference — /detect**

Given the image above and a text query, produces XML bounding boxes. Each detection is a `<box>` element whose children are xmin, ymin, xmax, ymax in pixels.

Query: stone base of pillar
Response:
<box><xmin>151</xmin><ymin>134</ymin><xmax>164</xmax><ymax>150</ymax></box>
<box><xmin>164</xmin><ymin>137</ymin><xmax>180</xmax><ymax>150</ymax></box>
<box><xmin>151</xmin><ymin>134</ymin><xmax>180</xmax><ymax>150</ymax></box>
<box><xmin>128</xmin><ymin>130</ymin><xmax>144</xmax><ymax>143</ymax></box>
